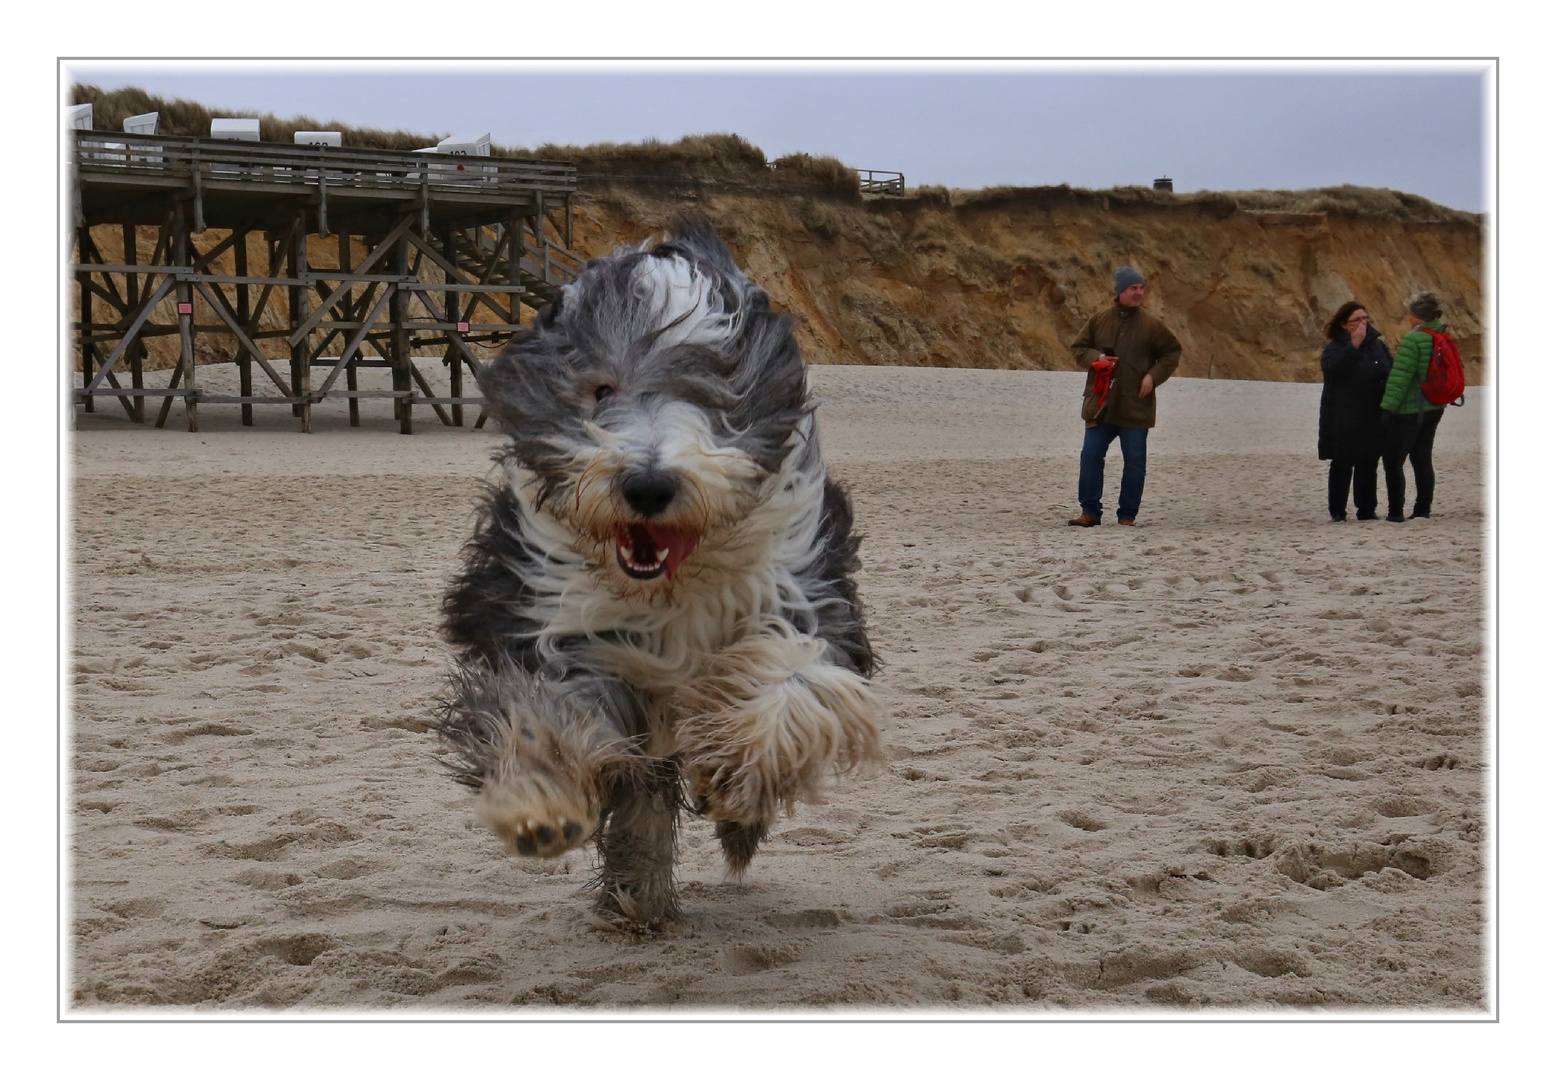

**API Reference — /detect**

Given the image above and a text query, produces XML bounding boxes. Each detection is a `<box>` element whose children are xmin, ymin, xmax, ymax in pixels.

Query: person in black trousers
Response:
<box><xmin>1379</xmin><ymin>291</ymin><xmax>1451</xmax><ymax>521</ymax></box>
<box><xmin>1318</xmin><ymin>301</ymin><xmax>1393</xmax><ymax>521</ymax></box>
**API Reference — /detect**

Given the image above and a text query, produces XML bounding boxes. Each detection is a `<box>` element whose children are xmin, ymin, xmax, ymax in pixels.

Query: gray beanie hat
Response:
<box><xmin>1114</xmin><ymin>266</ymin><xmax>1146</xmax><ymax>295</ymax></box>
<box><xmin>1406</xmin><ymin>290</ymin><xmax>1443</xmax><ymax>321</ymax></box>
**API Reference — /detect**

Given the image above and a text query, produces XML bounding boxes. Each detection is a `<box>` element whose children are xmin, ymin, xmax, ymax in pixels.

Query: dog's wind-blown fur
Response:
<box><xmin>438</xmin><ymin>221</ymin><xmax>882</xmax><ymax>930</ymax></box>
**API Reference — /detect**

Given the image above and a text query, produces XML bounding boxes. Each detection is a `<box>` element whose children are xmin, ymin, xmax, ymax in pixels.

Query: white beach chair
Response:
<box><xmin>124</xmin><ymin>112</ymin><xmax>161</xmax><ymax>165</ymax></box>
<box><xmin>210</xmin><ymin>118</ymin><xmax>261</xmax><ymax>141</ymax></box>
<box><xmin>210</xmin><ymin>117</ymin><xmax>261</xmax><ymax>177</ymax></box>
<box><xmin>67</xmin><ymin>104</ymin><xmax>119</xmax><ymax>163</ymax></box>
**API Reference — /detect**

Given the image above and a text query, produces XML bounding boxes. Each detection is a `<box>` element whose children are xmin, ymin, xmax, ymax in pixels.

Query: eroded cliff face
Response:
<box><xmin>569</xmin><ymin>184</ymin><xmax>1483</xmax><ymax>384</ymax></box>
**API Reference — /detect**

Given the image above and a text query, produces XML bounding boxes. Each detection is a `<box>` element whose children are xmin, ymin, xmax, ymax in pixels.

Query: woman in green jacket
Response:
<box><xmin>1379</xmin><ymin>291</ymin><xmax>1449</xmax><ymax>521</ymax></box>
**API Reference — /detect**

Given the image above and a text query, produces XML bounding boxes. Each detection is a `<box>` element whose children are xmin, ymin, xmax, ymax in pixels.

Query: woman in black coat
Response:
<box><xmin>1319</xmin><ymin>301</ymin><xmax>1393</xmax><ymax>521</ymax></box>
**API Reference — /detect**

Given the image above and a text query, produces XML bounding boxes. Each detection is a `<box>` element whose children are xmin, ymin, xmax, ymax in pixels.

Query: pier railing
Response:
<box><xmin>73</xmin><ymin>131</ymin><xmax>577</xmax><ymax>199</ymax></box>
<box><xmin>858</xmin><ymin>169</ymin><xmax>906</xmax><ymax>196</ymax></box>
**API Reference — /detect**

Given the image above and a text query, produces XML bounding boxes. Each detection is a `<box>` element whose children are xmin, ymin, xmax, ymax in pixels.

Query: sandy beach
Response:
<box><xmin>67</xmin><ymin>363</ymin><xmax>1487</xmax><ymax>1012</ymax></box>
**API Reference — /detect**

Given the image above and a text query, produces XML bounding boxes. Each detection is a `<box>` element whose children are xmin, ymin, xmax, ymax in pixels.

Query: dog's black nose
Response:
<box><xmin>621</xmin><ymin>473</ymin><xmax>678</xmax><ymax>518</ymax></box>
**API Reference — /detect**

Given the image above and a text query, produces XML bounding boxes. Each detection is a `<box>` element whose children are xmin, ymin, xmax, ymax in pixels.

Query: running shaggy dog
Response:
<box><xmin>438</xmin><ymin>221</ymin><xmax>882</xmax><ymax>931</ymax></box>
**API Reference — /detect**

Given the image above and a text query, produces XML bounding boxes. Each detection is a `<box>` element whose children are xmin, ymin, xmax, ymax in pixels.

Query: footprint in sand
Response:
<box><xmin>721</xmin><ymin>943</ymin><xmax>802</xmax><ymax>975</ymax></box>
<box><xmin>764</xmin><ymin>909</ymin><xmax>845</xmax><ymax>929</ymax></box>
<box><xmin>1057</xmin><ymin>809</ymin><xmax>1108</xmax><ymax>832</ymax></box>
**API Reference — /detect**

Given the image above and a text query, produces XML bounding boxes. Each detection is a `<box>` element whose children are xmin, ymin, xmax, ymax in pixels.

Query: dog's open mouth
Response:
<box><xmin>615</xmin><ymin>524</ymin><xmax>700</xmax><ymax>580</ymax></box>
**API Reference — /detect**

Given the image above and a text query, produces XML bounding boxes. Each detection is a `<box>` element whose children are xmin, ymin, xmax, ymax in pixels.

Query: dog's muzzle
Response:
<box><xmin>615</xmin><ymin>471</ymin><xmax>699</xmax><ymax>580</ymax></box>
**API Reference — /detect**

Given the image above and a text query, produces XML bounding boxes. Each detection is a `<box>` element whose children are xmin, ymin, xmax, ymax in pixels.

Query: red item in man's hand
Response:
<box><xmin>1090</xmin><ymin>355</ymin><xmax>1118</xmax><ymax>409</ymax></box>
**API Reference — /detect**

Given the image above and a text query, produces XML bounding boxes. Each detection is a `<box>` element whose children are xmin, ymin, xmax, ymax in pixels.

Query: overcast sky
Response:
<box><xmin>65</xmin><ymin>61</ymin><xmax>1489</xmax><ymax>212</ymax></box>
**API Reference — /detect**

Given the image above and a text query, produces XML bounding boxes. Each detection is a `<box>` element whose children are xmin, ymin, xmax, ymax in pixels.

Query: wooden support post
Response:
<box><xmin>444</xmin><ymin>226</ymin><xmax>462</xmax><ymax>426</ymax></box>
<box><xmin>77</xmin><ymin>226</ymin><xmax>94</xmax><ymax>413</ymax></box>
<box><xmin>392</xmin><ymin>227</ymin><xmax>412</xmax><ymax>435</ymax></box>
<box><xmin>289</xmin><ymin>211</ymin><xmax>311</xmax><ymax>432</ymax></box>
<box><xmin>537</xmin><ymin>193</ymin><xmax>549</xmax><ymax>287</ymax></box>
<box><xmin>124</xmin><ymin>225</ymin><xmax>146</xmax><ymax>422</ymax></box>
<box><xmin>173</xmin><ymin>202</ymin><xmax>198</xmax><ymax>432</ymax></box>
<box><xmin>347</xmin><ymin>354</ymin><xmax>360</xmax><ymax>426</ymax></box>
<box><xmin>341</xmin><ymin>231</ymin><xmax>359</xmax><ymax>427</ymax></box>
<box><xmin>235</xmin><ymin>230</ymin><xmax>253</xmax><ymax>426</ymax></box>
<box><xmin>154</xmin><ymin>363</ymin><xmax>183</xmax><ymax>428</ymax></box>
<box><xmin>272</xmin><ymin>228</ymin><xmax>290</xmax><ymax>416</ymax></box>
<box><xmin>508</xmin><ymin>213</ymin><xmax>523</xmax><ymax>325</ymax></box>
<box><xmin>132</xmin><ymin>341</ymin><xmax>147</xmax><ymax>422</ymax></box>
<box><xmin>286</xmin><ymin>223</ymin><xmax>300</xmax><ymax>420</ymax></box>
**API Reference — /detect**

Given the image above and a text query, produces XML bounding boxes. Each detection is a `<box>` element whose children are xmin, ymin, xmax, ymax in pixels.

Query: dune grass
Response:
<box><xmin>942</xmin><ymin>181</ymin><xmax>1476</xmax><ymax>225</ymax></box>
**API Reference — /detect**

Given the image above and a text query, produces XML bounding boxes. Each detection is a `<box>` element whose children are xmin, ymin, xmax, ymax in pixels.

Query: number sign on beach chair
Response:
<box><xmin>426</xmin><ymin>132</ymin><xmax>496</xmax><ymax>183</ymax></box>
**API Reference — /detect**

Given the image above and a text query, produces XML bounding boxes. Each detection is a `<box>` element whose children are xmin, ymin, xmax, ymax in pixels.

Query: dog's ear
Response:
<box><xmin>536</xmin><ymin>291</ymin><xmax>563</xmax><ymax>329</ymax></box>
<box><xmin>656</xmin><ymin>216</ymin><xmax>743</xmax><ymax>281</ymax></box>
<box><xmin>726</xmin><ymin>307</ymin><xmax>808</xmax><ymax>472</ymax></box>
<box><xmin>473</xmin><ymin>337</ymin><xmax>530</xmax><ymax>429</ymax></box>
<box><xmin>475</xmin><ymin>324</ymin><xmax>580</xmax><ymax>435</ymax></box>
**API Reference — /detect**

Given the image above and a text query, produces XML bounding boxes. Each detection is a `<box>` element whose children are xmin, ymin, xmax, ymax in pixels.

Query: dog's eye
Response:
<box><xmin>593</xmin><ymin>384</ymin><xmax>615</xmax><ymax>402</ymax></box>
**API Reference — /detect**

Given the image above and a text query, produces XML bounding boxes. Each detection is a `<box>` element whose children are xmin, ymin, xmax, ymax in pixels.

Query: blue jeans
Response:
<box><xmin>1078</xmin><ymin>423</ymin><xmax>1149</xmax><ymax>521</ymax></box>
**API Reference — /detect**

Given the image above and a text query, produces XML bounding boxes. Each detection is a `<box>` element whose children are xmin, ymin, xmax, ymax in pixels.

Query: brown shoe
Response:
<box><xmin>1068</xmin><ymin>514</ymin><xmax>1100</xmax><ymax>527</ymax></box>
<box><xmin>1118</xmin><ymin>518</ymin><xmax>1135</xmax><ymax>526</ymax></box>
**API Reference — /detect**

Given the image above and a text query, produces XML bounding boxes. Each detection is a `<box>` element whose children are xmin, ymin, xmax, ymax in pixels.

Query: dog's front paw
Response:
<box><xmin>473</xmin><ymin>753</ymin><xmax>594</xmax><ymax>865</ymax></box>
<box><xmin>476</xmin><ymin>762</ymin><xmax>596</xmax><ymax>858</ymax></box>
<box><xmin>471</xmin><ymin>714</ymin><xmax>617</xmax><ymax>859</ymax></box>
<box><xmin>675</xmin><ymin>629</ymin><xmax>883</xmax><ymax>828</ymax></box>
<box><xmin>679</xmin><ymin>736</ymin><xmax>783</xmax><ymax>827</ymax></box>
<box><xmin>442</xmin><ymin>665</ymin><xmax>632</xmax><ymax>860</ymax></box>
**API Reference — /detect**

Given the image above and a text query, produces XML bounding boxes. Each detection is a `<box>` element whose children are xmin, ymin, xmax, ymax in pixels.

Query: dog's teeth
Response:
<box><xmin>616</xmin><ymin>541</ymin><xmax>667</xmax><ymax>573</ymax></box>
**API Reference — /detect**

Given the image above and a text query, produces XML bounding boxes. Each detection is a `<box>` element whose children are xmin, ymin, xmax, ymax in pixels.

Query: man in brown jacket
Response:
<box><xmin>1067</xmin><ymin>266</ymin><xmax>1183</xmax><ymax>526</ymax></box>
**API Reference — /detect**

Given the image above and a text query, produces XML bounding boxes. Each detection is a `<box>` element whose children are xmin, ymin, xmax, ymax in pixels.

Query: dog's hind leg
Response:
<box><xmin>714</xmin><ymin>820</ymin><xmax>768</xmax><ymax>876</ymax></box>
<box><xmin>439</xmin><ymin>664</ymin><xmax>639</xmax><ymax>860</ymax></box>
<box><xmin>591</xmin><ymin>762</ymin><xmax>682</xmax><ymax>931</ymax></box>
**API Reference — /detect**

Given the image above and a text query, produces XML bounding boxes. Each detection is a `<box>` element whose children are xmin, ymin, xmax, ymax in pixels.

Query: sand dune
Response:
<box><xmin>68</xmin><ymin>364</ymin><xmax>1486</xmax><ymax>1012</ymax></box>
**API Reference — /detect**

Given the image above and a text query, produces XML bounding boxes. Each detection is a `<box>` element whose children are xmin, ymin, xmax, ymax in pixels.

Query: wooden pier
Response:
<box><xmin>71</xmin><ymin>130</ymin><xmax>584</xmax><ymax>433</ymax></box>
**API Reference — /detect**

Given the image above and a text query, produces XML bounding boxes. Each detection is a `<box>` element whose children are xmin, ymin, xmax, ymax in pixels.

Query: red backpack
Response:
<box><xmin>1418</xmin><ymin>327</ymin><xmax>1466</xmax><ymax>407</ymax></box>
